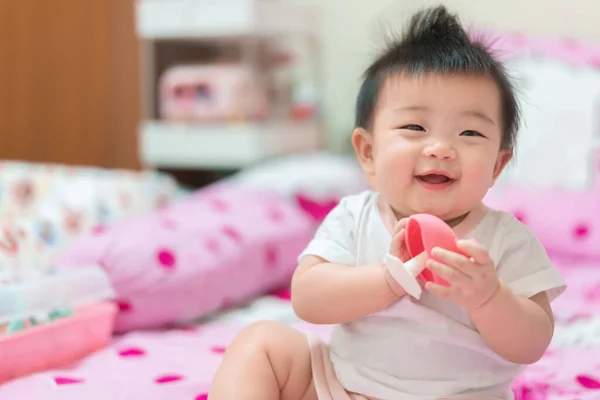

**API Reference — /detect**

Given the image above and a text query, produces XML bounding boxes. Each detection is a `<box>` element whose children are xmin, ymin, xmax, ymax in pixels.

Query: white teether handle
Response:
<box><xmin>383</xmin><ymin>251</ymin><xmax>428</xmax><ymax>299</ymax></box>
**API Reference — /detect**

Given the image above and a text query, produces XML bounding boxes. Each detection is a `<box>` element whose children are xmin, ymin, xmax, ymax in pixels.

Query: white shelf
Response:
<box><xmin>135</xmin><ymin>0</ymin><xmax>318</xmax><ymax>40</ymax></box>
<box><xmin>139</xmin><ymin>120</ymin><xmax>322</xmax><ymax>169</ymax></box>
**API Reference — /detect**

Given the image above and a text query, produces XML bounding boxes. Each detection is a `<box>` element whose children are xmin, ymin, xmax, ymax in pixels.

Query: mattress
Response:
<box><xmin>0</xmin><ymin>264</ymin><xmax>598</xmax><ymax>399</ymax></box>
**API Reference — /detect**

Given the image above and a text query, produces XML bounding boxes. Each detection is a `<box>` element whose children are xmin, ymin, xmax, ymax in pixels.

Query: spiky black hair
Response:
<box><xmin>355</xmin><ymin>5</ymin><xmax>519</xmax><ymax>149</ymax></box>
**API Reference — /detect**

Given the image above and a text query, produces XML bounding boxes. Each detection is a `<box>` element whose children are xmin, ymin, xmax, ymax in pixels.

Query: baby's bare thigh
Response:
<box><xmin>277</xmin><ymin>324</ymin><xmax>317</xmax><ymax>400</ymax></box>
<box><xmin>249</xmin><ymin>321</ymin><xmax>317</xmax><ymax>400</ymax></box>
<box><xmin>299</xmin><ymin>381</ymin><xmax>317</xmax><ymax>400</ymax></box>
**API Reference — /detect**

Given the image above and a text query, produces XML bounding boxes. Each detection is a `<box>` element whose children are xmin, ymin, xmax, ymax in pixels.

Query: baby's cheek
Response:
<box><xmin>377</xmin><ymin>149</ymin><xmax>411</xmax><ymax>182</ymax></box>
<box><xmin>463</xmin><ymin>161</ymin><xmax>496</xmax><ymax>190</ymax></box>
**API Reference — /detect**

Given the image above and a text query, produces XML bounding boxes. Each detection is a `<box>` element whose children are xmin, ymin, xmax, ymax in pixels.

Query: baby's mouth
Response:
<box><xmin>416</xmin><ymin>174</ymin><xmax>455</xmax><ymax>184</ymax></box>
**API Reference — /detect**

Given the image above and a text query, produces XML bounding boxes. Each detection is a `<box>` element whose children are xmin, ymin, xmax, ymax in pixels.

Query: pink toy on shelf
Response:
<box><xmin>159</xmin><ymin>64</ymin><xmax>270</xmax><ymax>123</ymax></box>
<box><xmin>386</xmin><ymin>214</ymin><xmax>467</xmax><ymax>299</ymax></box>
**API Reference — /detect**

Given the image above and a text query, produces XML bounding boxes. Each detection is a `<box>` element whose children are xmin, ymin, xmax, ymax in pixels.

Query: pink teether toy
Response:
<box><xmin>384</xmin><ymin>214</ymin><xmax>468</xmax><ymax>299</ymax></box>
<box><xmin>405</xmin><ymin>214</ymin><xmax>468</xmax><ymax>286</ymax></box>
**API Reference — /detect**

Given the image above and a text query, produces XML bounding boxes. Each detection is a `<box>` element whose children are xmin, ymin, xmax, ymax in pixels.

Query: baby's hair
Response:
<box><xmin>355</xmin><ymin>5</ymin><xmax>520</xmax><ymax>150</ymax></box>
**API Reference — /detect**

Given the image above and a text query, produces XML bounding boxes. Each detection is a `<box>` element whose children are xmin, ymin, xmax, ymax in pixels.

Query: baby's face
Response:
<box><xmin>355</xmin><ymin>73</ymin><xmax>511</xmax><ymax>220</ymax></box>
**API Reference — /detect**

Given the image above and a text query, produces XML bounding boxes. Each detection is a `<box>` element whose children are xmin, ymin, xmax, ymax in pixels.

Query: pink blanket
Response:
<box><xmin>514</xmin><ymin>348</ymin><xmax>600</xmax><ymax>399</ymax></box>
<box><xmin>0</xmin><ymin>263</ymin><xmax>599</xmax><ymax>399</ymax></box>
<box><xmin>0</xmin><ymin>319</ymin><xmax>598</xmax><ymax>400</ymax></box>
<box><xmin>0</xmin><ymin>320</ymin><xmax>331</xmax><ymax>400</ymax></box>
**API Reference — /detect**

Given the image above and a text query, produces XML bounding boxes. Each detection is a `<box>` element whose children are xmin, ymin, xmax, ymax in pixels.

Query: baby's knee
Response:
<box><xmin>240</xmin><ymin>320</ymin><xmax>289</xmax><ymax>340</ymax></box>
<box><xmin>232</xmin><ymin>321</ymin><xmax>292</xmax><ymax>354</ymax></box>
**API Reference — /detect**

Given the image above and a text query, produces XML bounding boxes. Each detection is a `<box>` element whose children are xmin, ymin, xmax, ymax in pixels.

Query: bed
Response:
<box><xmin>0</xmin><ymin>154</ymin><xmax>599</xmax><ymax>399</ymax></box>
<box><xmin>513</xmin><ymin>259</ymin><xmax>600</xmax><ymax>399</ymax></box>
<box><xmin>0</xmin><ymin>262</ymin><xmax>599</xmax><ymax>400</ymax></box>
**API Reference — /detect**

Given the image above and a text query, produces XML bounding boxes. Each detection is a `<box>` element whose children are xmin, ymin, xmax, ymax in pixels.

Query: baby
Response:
<box><xmin>209</xmin><ymin>5</ymin><xmax>566</xmax><ymax>400</ymax></box>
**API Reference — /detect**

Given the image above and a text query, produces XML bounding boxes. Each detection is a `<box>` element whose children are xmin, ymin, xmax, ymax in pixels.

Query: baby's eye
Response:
<box><xmin>460</xmin><ymin>130</ymin><xmax>484</xmax><ymax>137</ymax></box>
<box><xmin>400</xmin><ymin>124</ymin><xmax>425</xmax><ymax>131</ymax></box>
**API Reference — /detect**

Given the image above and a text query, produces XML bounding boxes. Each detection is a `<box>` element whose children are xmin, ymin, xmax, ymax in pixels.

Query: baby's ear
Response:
<box><xmin>351</xmin><ymin>127</ymin><xmax>375</xmax><ymax>178</ymax></box>
<box><xmin>491</xmin><ymin>148</ymin><xmax>512</xmax><ymax>184</ymax></box>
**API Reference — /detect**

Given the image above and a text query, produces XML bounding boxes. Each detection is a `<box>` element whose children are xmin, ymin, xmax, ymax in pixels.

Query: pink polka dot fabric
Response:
<box><xmin>475</xmin><ymin>30</ymin><xmax>600</xmax><ymax>261</ymax></box>
<box><xmin>54</xmin><ymin>185</ymin><xmax>316</xmax><ymax>332</ymax></box>
<box><xmin>0</xmin><ymin>313</ymin><xmax>332</xmax><ymax>400</ymax></box>
<box><xmin>0</xmin><ymin>307</ymin><xmax>598</xmax><ymax>399</ymax></box>
<box><xmin>509</xmin><ymin>260</ymin><xmax>600</xmax><ymax>398</ymax></box>
<box><xmin>551</xmin><ymin>261</ymin><xmax>600</xmax><ymax>323</ymax></box>
<box><xmin>514</xmin><ymin>348</ymin><xmax>600</xmax><ymax>399</ymax></box>
<box><xmin>0</xmin><ymin>261</ymin><xmax>599</xmax><ymax>399</ymax></box>
<box><xmin>485</xmin><ymin>162</ymin><xmax>600</xmax><ymax>260</ymax></box>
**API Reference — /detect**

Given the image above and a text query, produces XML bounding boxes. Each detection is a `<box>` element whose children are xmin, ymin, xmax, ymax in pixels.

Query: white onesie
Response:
<box><xmin>298</xmin><ymin>190</ymin><xmax>566</xmax><ymax>400</ymax></box>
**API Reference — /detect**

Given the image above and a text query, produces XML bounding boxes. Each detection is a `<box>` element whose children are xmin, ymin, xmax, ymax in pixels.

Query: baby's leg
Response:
<box><xmin>209</xmin><ymin>321</ymin><xmax>317</xmax><ymax>400</ymax></box>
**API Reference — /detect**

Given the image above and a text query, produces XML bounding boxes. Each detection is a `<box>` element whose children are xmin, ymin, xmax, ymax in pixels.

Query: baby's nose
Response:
<box><xmin>423</xmin><ymin>141</ymin><xmax>457</xmax><ymax>160</ymax></box>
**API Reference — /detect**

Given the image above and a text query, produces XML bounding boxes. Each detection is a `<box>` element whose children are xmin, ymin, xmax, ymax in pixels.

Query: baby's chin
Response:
<box><xmin>384</xmin><ymin>191</ymin><xmax>477</xmax><ymax>220</ymax></box>
<box><xmin>403</xmin><ymin>199</ymin><xmax>470</xmax><ymax>221</ymax></box>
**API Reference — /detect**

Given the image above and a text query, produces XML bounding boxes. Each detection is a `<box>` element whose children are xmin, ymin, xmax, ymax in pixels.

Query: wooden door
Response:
<box><xmin>0</xmin><ymin>0</ymin><xmax>140</xmax><ymax>170</ymax></box>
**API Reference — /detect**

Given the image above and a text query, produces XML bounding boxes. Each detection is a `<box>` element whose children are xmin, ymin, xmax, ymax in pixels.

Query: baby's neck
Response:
<box><xmin>391</xmin><ymin>208</ymin><xmax>469</xmax><ymax>228</ymax></box>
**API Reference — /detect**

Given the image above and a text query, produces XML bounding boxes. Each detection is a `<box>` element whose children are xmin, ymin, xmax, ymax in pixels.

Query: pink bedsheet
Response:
<box><xmin>0</xmin><ymin>319</ymin><xmax>331</xmax><ymax>400</ymax></box>
<box><xmin>514</xmin><ymin>348</ymin><xmax>600</xmax><ymax>399</ymax></box>
<box><xmin>0</xmin><ymin>263</ymin><xmax>598</xmax><ymax>399</ymax></box>
<box><xmin>551</xmin><ymin>259</ymin><xmax>600</xmax><ymax>322</ymax></box>
<box><xmin>0</xmin><ymin>319</ymin><xmax>597</xmax><ymax>400</ymax></box>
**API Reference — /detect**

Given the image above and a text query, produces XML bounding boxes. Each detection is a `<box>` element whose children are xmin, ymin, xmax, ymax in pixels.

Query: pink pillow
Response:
<box><xmin>476</xmin><ymin>30</ymin><xmax>600</xmax><ymax>260</ymax></box>
<box><xmin>54</xmin><ymin>185</ymin><xmax>315</xmax><ymax>332</ymax></box>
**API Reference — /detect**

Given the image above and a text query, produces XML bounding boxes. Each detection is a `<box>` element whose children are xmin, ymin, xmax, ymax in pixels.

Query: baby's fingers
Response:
<box><xmin>457</xmin><ymin>239</ymin><xmax>492</xmax><ymax>265</ymax></box>
<box><xmin>427</xmin><ymin>259</ymin><xmax>471</xmax><ymax>287</ymax></box>
<box><xmin>425</xmin><ymin>281</ymin><xmax>456</xmax><ymax>300</ymax></box>
<box><xmin>389</xmin><ymin>228</ymin><xmax>406</xmax><ymax>258</ymax></box>
<box><xmin>393</xmin><ymin>218</ymin><xmax>409</xmax><ymax>235</ymax></box>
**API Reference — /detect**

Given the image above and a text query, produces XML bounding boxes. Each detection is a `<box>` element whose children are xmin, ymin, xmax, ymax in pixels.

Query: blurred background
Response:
<box><xmin>2</xmin><ymin>0</ymin><xmax>600</xmax><ymax>170</ymax></box>
<box><xmin>0</xmin><ymin>1</ymin><xmax>599</xmax><ymax>396</ymax></box>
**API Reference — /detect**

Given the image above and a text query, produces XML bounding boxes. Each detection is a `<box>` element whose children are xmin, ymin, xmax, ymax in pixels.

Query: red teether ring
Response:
<box><xmin>404</xmin><ymin>214</ymin><xmax>468</xmax><ymax>286</ymax></box>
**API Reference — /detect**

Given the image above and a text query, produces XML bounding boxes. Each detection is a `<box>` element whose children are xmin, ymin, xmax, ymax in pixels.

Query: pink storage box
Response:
<box><xmin>0</xmin><ymin>302</ymin><xmax>116</xmax><ymax>384</ymax></box>
<box><xmin>159</xmin><ymin>64</ymin><xmax>270</xmax><ymax>122</ymax></box>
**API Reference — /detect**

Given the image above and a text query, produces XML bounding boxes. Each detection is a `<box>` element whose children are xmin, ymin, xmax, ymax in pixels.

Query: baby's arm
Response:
<box><xmin>469</xmin><ymin>284</ymin><xmax>554</xmax><ymax>364</ymax></box>
<box><xmin>292</xmin><ymin>194</ymin><xmax>414</xmax><ymax>325</ymax></box>
<box><xmin>426</xmin><ymin>224</ymin><xmax>564</xmax><ymax>365</ymax></box>
<box><xmin>464</xmin><ymin>222</ymin><xmax>564</xmax><ymax>365</ymax></box>
<box><xmin>291</xmin><ymin>255</ymin><xmax>405</xmax><ymax>325</ymax></box>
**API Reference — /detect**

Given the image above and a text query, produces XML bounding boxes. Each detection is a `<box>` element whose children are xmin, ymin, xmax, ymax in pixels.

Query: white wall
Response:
<box><xmin>300</xmin><ymin>0</ymin><xmax>600</xmax><ymax>151</ymax></box>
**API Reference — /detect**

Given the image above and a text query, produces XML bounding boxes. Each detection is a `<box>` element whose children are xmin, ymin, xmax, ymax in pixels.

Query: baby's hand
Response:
<box><xmin>385</xmin><ymin>218</ymin><xmax>424</xmax><ymax>297</ymax></box>
<box><xmin>389</xmin><ymin>218</ymin><xmax>411</xmax><ymax>262</ymax></box>
<box><xmin>424</xmin><ymin>239</ymin><xmax>500</xmax><ymax>310</ymax></box>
